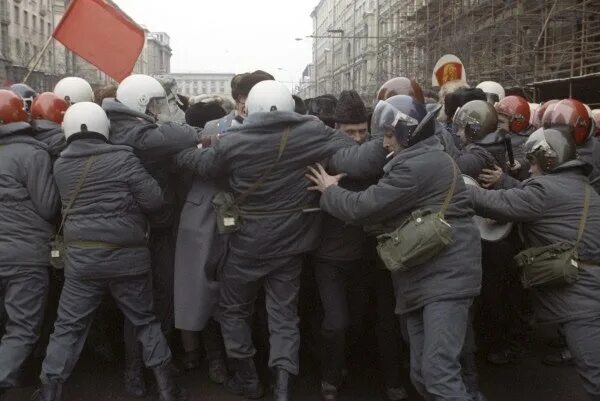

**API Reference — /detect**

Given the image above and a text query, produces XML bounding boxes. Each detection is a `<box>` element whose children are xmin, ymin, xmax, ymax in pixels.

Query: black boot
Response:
<box><xmin>152</xmin><ymin>363</ymin><xmax>187</xmax><ymax>401</ymax></box>
<box><xmin>224</xmin><ymin>358</ymin><xmax>264</xmax><ymax>399</ymax></box>
<box><xmin>208</xmin><ymin>357</ymin><xmax>228</xmax><ymax>384</ymax></box>
<box><xmin>124</xmin><ymin>358</ymin><xmax>146</xmax><ymax>397</ymax></box>
<box><xmin>273</xmin><ymin>368</ymin><xmax>294</xmax><ymax>401</ymax></box>
<box><xmin>31</xmin><ymin>383</ymin><xmax>62</xmax><ymax>401</ymax></box>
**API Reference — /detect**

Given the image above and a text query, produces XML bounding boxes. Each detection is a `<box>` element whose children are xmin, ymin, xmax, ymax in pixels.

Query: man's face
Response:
<box><xmin>529</xmin><ymin>159</ymin><xmax>543</xmax><ymax>176</ymax></box>
<box><xmin>383</xmin><ymin>129</ymin><xmax>403</xmax><ymax>155</ymax></box>
<box><xmin>457</xmin><ymin>127</ymin><xmax>469</xmax><ymax>146</ymax></box>
<box><xmin>337</xmin><ymin>122</ymin><xmax>369</xmax><ymax>144</ymax></box>
<box><xmin>236</xmin><ymin>95</ymin><xmax>247</xmax><ymax>116</ymax></box>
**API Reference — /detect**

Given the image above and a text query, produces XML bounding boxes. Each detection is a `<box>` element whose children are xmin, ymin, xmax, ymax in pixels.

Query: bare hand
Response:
<box><xmin>305</xmin><ymin>163</ymin><xmax>346</xmax><ymax>193</ymax></box>
<box><xmin>478</xmin><ymin>165</ymin><xmax>503</xmax><ymax>188</ymax></box>
<box><xmin>508</xmin><ymin>160</ymin><xmax>522</xmax><ymax>172</ymax></box>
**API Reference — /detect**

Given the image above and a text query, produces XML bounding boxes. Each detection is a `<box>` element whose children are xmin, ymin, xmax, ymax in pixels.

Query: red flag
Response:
<box><xmin>53</xmin><ymin>0</ymin><xmax>145</xmax><ymax>82</ymax></box>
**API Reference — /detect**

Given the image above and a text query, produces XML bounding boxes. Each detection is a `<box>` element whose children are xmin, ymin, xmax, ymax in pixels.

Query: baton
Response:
<box><xmin>504</xmin><ymin>135</ymin><xmax>516</xmax><ymax>168</ymax></box>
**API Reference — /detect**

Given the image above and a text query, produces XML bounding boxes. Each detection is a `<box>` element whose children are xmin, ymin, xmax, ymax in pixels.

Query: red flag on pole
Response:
<box><xmin>53</xmin><ymin>0</ymin><xmax>145</xmax><ymax>82</ymax></box>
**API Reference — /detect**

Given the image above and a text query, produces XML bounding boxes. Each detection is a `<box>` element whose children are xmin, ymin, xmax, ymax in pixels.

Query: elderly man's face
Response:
<box><xmin>337</xmin><ymin>122</ymin><xmax>369</xmax><ymax>144</ymax></box>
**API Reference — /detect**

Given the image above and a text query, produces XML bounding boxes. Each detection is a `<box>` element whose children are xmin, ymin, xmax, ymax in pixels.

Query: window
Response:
<box><xmin>32</xmin><ymin>15</ymin><xmax>37</xmax><ymax>32</ymax></box>
<box><xmin>40</xmin><ymin>18</ymin><xmax>44</xmax><ymax>35</ymax></box>
<box><xmin>24</xmin><ymin>43</ymin><xmax>30</xmax><ymax>60</ymax></box>
<box><xmin>14</xmin><ymin>6</ymin><xmax>19</xmax><ymax>24</ymax></box>
<box><xmin>24</xmin><ymin>10</ymin><xmax>28</xmax><ymax>28</ymax></box>
<box><xmin>48</xmin><ymin>22</ymin><xmax>52</xmax><ymax>36</ymax></box>
<box><xmin>15</xmin><ymin>38</ymin><xmax>21</xmax><ymax>56</ymax></box>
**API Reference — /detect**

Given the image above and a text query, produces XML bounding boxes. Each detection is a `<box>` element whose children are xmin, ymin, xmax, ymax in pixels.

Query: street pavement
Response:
<box><xmin>4</xmin><ymin>324</ymin><xmax>589</xmax><ymax>401</ymax></box>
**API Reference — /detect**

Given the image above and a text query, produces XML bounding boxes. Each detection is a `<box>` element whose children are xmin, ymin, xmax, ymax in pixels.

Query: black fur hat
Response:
<box><xmin>231</xmin><ymin>70</ymin><xmax>275</xmax><ymax>101</ymax></box>
<box><xmin>308</xmin><ymin>94</ymin><xmax>337</xmax><ymax>128</ymax></box>
<box><xmin>335</xmin><ymin>90</ymin><xmax>367</xmax><ymax>124</ymax></box>
<box><xmin>444</xmin><ymin>87</ymin><xmax>487</xmax><ymax>121</ymax></box>
<box><xmin>293</xmin><ymin>95</ymin><xmax>307</xmax><ymax>115</ymax></box>
<box><xmin>185</xmin><ymin>101</ymin><xmax>227</xmax><ymax>129</ymax></box>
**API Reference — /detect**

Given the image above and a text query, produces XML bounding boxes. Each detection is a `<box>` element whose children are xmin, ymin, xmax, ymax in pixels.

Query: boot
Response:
<box><xmin>542</xmin><ymin>348</ymin><xmax>574</xmax><ymax>367</ymax></box>
<box><xmin>152</xmin><ymin>363</ymin><xmax>187</xmax><ymax>401</ymax></box>
<box><xmin>208</xmin><ymin>357</ymin><xmax>228</xmax><ymax>384</ymax></box>
<box><xmin>273</xmin><ymin>368</ymin><xmax>294</xmax><ymax>401</ymax></box>
<box><xmin>31</xmin><ymin>383</ymin><xmax>62</xmax><ymax>401</ymax></box>
<box><xmin>320</xmin><ymin>381</ymin><xmax>338</xmax><ymax>401</ymax></box>
<box><xmin>385</xmin><ymin>387</ymin><xmax>408</xmax><ymax>401</ymax></box>
<box><xmin>182</xmin><ymin>350</ymin><xmax>201</xmax><ymax>371</ymax></box>
<box><xmin>124</xmin><ymin>359</ymin><xmax>146</xmax><ymax>397</ymax></box>
<box><xmin>224</xmin><ymin>358</ymin><xmax>264</xmax><ymax>399</ymax></box>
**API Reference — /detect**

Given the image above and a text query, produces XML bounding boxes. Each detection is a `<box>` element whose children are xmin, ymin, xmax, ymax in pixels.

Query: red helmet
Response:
<box><xmin>531</xmin><ymin>99</ymin><xmax>559</xmax><ymax>129</ymax></box>
<box><xmin>541</xmin><ymin>101</ymin><xmax>559</xmax><ymax>128</ymax></box>
<box><xmin>495</xmin><ymin>96</ymin><xmax>530</xmax><ymax>133</ymax></box>
<box><xmin>591</xmin><ymin>110</ymin><xmax>600</xmax><ymax>137</ymax></box>
<box><xmin>376</xmin><ymin>77</ymin><xmax>425</xmax><ymax>104</ymax></box>
<box><xmin>550</xmin><ymin>99</ymin><xmax>592</xmax><ymax>145</ymax></box>
<box><xmin>0</xmin><ymin>89</ymin><xmax>29</xmax><ymax>124</ymax></box>
<box><xmin>31</xmin><ymin>92</ymin><xmax>69</xmax><ymax>124</ymax></box>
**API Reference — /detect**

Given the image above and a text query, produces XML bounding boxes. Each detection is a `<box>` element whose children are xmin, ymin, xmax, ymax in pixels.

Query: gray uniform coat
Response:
<box><xmin>53</xmin><ymin>138</ymin><xmax>164</xmax><ymax>279</ymax></box>
<box><xmin>176</xmin><ymin>111</ymin><xmax>387</xmax><ymax>260</ymax></box>
<box><xmin>31</xmin><ymin>120</ymin><xmax>66</xmax><ymax>161</ymax></box>
<box><xmin>469</xmin><ymin>165</ymin><xmax>600</xmax><ymax>324</ymax></box>
<box><xmin>319</xmin><ymin>136</ymin><xmax>482</xmax><ymax>315</ymax></box>
<box><xmin>455</xmin><ymin>143</ymin><xmax>497</xmax><ymax>179</ymax></box>
<box><xmin>0</xmin><ymin>122</ymin><xmax>59</xmax><ymax>272</ymax></box>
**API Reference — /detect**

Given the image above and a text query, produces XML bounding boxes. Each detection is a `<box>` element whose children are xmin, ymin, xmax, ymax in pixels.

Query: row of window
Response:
<box><xmin>13</xmin><ymin>5</ymin><xmax>52</xmax><ymax>36</ymax></box>
<box><xmin>13</xmin><ymin>38</ymin><xmax>54</xmax><ymax>68</ymax></box>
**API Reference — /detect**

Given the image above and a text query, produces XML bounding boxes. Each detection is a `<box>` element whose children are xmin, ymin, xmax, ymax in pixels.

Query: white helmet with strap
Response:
<box><xmin>62</xmin><ymin>102</ymin><xmax>110</xmax><ymax>140</ymax></box>
<box><xmin>476</xmin><ymin>81</ymin><xmax>505</xmax><ymax>103</ymax></box>
<box><xmin>54</xmin><ymin>77</ymin><xmax>95</xmax><ymax>104</ymax></box>
<box><xmin>117</xmin><ymin>74</ymin><xmax>167</xmax><ymax>115</ymax></box>
<box><xmin>245</xmin><ymin>81</ymin><xmax>295</xmax><ymax>116</ymax></box>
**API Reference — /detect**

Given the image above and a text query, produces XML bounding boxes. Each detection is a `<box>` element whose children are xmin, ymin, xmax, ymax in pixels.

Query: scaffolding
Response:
<box><xmin>376</xmin><ymin>0</ymin><xmax>600</xmax><ymax>102</ymax></box>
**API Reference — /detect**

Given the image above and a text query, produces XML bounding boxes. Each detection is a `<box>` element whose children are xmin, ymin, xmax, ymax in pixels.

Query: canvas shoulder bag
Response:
<box><xmin>376</xmin><ymin>154</ymin><xmax>457</xmax><ymax>272</ymax></box>
<box><xmin>50</xmin><ymin>156</ymin><xmax>96</xmax><ymax>269</ymax></box>
<box><xmin>515</xmin><ymin>184</ymin><xmax>591</xmax><ymax>288</ymax></box>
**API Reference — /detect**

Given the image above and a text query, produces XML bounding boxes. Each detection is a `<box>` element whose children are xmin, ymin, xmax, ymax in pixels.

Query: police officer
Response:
<box><xmin>53</xmin><ymin>77</ymin><xmax>95</xmax><ymax>105</ymax></box>
<box><xmin>176</xmin><ymin>80</ymin><xmax>386</xmax><ymax>401</ymax></box>
<box><xmin>469</xmin><ymin>127</ymin><xmax>600</xmax><ymax>401</ymax></box>
<box><xmin>30</xmin><ymin>93</ymin><xmax>69</xmax><ymax>160</ymax></box>
<box><xmin>0</xmin><ymin>90</ymin><xmax>59</xmax><ymax>396</ymax></box>
<box><xmin>32</xmin><ymin>102</ymin><xmax>184</xmax><ymax>401</ymax></box>
<box><xmin>102</xmin><ymin>74</ymin><xmax>201</xmax><ymax>397</ymax></box>
<box><xmin>306</xmin><ymin>95</ymin><xmax>482</xmax><ymax>401</ymax></box>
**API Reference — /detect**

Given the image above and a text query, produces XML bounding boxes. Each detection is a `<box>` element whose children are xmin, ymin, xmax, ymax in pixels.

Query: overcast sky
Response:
<box><xmin>114</xmin><ymin>0</ymin><xmax>315</xmax><ymax>86</ymax></box>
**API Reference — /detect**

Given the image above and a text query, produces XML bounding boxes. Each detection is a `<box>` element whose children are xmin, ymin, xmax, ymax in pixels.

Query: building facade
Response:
<box><xmin>304</xmin><ymin>0</ymin><xmax>600</xmax><ymax>106</ymax></box>
<box><xmin>169</xmin><ymin>72</ymin><xmax>235</xmax><ymax>99</ymax></box>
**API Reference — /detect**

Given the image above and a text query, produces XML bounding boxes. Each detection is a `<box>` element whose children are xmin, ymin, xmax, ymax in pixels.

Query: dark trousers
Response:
<box><xmin>562</xmin><ymin>316</ymin><xmax>600</xmax><ymax>399</ymax></box>
<box><xmin>40</xmin><ymin>274</ymin><xmax>171</xmax><ymax>384</ymax></box>
<box><xmin>405</xmin><ymin>298</ymin><xmax>473</xmax><ymax>401</ymax></box>
<box><xmin>315</xmin><ymin>258</ymin><xmax>370</xmax><ymax>386</ymax></box>
<box><xmin>0</xmin><ymin>268</ymin><xmax>49</xmax><ymax>388</ymax></box>
<box><xmin>219</xmin><ymin>253</ymin><xmax>302</xmax><ymax>375</ymax></box>
<box><xmin>124</xmin><ymin>229</ymin><xmax>175</xmax><ymax>369</ymax></box>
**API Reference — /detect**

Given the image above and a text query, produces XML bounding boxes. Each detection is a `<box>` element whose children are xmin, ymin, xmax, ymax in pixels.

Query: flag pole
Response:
<box><xmin>23</xmin><ymin>35</ymin><xmax>54</xmax><ymax>84</ymax></box>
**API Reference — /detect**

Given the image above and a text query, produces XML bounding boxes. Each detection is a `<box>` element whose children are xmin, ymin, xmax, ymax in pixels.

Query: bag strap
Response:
<box><xmin>56</xmin><ymin>156</ymin><xmax>96</xmax><ymax>235</ymax></box>
<box><xmin>574</xmin><ymin>184</ymin><xmax>592</xmax><ymax>251</ymax></box>
<box><xmin>438</xmin><ymin>154</ymin><xmax>459</xmax><ymax>218</ymax></box>
<box><xmin>237</xmin><ymin>126</ymin><xmax>290</xmax><ymax>205</ymax></box>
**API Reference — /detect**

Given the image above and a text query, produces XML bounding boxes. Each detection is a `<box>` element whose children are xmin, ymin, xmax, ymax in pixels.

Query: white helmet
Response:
<box><xmin>117</xmin><ymin>74</ymin><xmax>166</xmax><ymax>115</ymax></box>
<box><xmin>62</xmin><ymin>102</ymin><xmax>110</xmax><ymax>140</ymax></box>
<box><xmin>246</xmin><ymin>81</ymin><xmax>295</xmax><ymax>116</ymax></box>
<box><xmin>476</xmin><ymin>81</ymin><xmax>505</xmax><ymax>103</ymax></box>
<box><xmin>54</xmin><ymin>77</ymin><xmax>94</xmax><ymax>104</ymax></box>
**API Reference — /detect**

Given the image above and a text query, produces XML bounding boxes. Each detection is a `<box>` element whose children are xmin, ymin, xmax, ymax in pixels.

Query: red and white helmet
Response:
<box><xmin>31</xmin><ymin>92</ymin><xmax>69</xmax><ymax>124</ymax></box>
<box><xmin>549</xmin><ymin>99</ymin><xmax>593</xmax><ymax>146</ymax></box>
<box><xmin>0</xmin><ymin>89</ymin><xmax>29</xmax><ymax>125</ymax></box>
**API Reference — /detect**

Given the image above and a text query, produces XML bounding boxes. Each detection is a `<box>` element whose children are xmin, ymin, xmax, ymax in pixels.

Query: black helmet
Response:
<box><xmin>371</xmin><ymin>95</ymin><xmax>440</xmax><ymax>147</ymax></box>
<box><xmin>453</xmin><ymin>100</ymin><xmax>498</xmax><ymax>143</ymax></box>
<box><xmin>10</xmin><ymin>83</ymin><xmax>37</xmax><ymax>111</ymax></box>
<box><xmin>525</xmin><ymin>127</ymin><xmax>577</xmax><ymax>173</ymax></box>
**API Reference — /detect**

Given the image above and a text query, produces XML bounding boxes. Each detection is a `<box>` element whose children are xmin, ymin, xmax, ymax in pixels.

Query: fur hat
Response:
<box><xmin>444</xmin><ymin>87</ymin><xmax>487</xmax><ymax>122</ymax></box>
<box><xmin>293</xmin><ymin>95</ymin><xmax>307</xmax><ymax>115</ymax></box>
<box><xmin>335</xmin><ymin>90</ymin><xmax>367</xmax><ymax>124</ymax></box>
<box><xmin>308</xmin><ymin>94</ymin><xmax>337</xmax><ymax>128</ymax></box>
<box><xmin>231</xmin><ymin>70</ymin><xmax>274</xmax><ymax>101</ymax></box>
<box><xmin>189</xmin><ymin>94</ymin><xmax>235</xmax><ymax>113</ymax></box>
<box><xmin>185</xmin><ymin>100</ymin><xmax>227</xmax><ymax>129</ymax></box>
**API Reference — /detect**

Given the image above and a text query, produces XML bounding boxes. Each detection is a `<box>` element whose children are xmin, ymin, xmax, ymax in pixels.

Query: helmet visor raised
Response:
<box><xmin>371</xmin><ymin>100</ymin><xmax>419</xmax><ymax>140</ymax></box>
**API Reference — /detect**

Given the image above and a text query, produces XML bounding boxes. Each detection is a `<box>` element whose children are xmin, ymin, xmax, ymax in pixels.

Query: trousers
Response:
<box><xmin>40</xmin><ymin>274</ymin><xmax>171</xmax><ymax>384</ymax></box>
<box><xmin>562</xmin><ymin>316</ymin><xmax>600</xmax><ymax>400</ymax></box>
<box><xmin>219</xmin><ymin>253</ymin><xmax>302</xmax><ymax>375</ymax></box>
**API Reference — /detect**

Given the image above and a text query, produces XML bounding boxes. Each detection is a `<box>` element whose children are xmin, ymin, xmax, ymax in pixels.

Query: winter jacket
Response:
<box><xmin>319</xmin><ymin>135</ymin><xmax>482</xmax><ymax>314</ymax></box>
<box><xmin>0</xmin><ymin>122</ymin><xmax>59</xmax><ymax>272</ymax></box>
<box><xmin>102</xmin><ymin>98</ymin><xmax>200</xmax><ymax>228</ymax></box>
<box><xmin>455</xmin><ymin>143</ymin><xmax>497</xmax><ymax>179</ymax></box>
<box><xmin>176</xmin><ymin>111</ymin><xmax>387</xmax><ymax>259</ymax></box>
<box><xmin>202</xmin><ymin>111</ymin><xmax>241</xmax><ymax>136</ymax></box>
<box><xmin>578</xmin><ymin>138</ymin><xmax>600</xmax><ymax>194</ymax></box>
<box><xmin>469</xmin><ymin>164</ymin><xmax>600</xmax><ymax>324</ymax></box>
<box><xmin>31</xmin><ymin>120</ymin><xmax>66</xmax><ymax>161</ymax></box>
<box><xmin>53</xmin><ymin>137</ymin><xmax>164</xmax><ymax>279</ymax></box>
<box><xmin>435</xmin><ymin>122</ymin><xmax>461</xmax><ymax>160</ymax></box>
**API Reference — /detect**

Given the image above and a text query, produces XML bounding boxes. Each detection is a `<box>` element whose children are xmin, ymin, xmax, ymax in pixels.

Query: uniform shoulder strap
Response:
<box><xmin>574</xmin><ymin>184</ymin><xmax>592</xmax><ymax>252</ymax></box>
<box><xmin>439</xmin><ymin>154</ymin><xmax>459</xmax><ymax>218</ymax></box>
<box><xmin>56</xmin><ymin>156</ymin><xmax>96</xmax><ymax>235</ymax></box>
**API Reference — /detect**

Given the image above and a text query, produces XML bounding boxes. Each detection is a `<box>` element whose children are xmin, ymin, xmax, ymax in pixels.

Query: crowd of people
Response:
<box><xmin>0</xmin><ymin>68</ymin><xmax>599</xmax><ymax>401</ymax></box>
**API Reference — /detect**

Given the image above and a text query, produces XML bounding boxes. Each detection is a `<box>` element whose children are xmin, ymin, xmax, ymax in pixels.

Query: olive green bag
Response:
<box><xmin>213</xmin><ymin>127</ymin><xmax>290</xmax><ymax>234</ymax></box>
<box><xmin>50</xmin><ymin>156</ymin><xmax>96</xmax><ymax>270</ymax></box>
<box><xmin>376</xmin><ymin>156</ymin><xmax>457</xmax><ymax>272</ymax></box>
<box><xmin>515</xmin><ymin>185</ymin><xmax>591</xmax><ymax>289</ymax></box>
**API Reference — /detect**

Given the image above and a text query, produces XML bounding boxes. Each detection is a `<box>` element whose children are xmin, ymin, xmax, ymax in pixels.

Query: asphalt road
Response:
<box><xmin>4</xmin><ymin>325</ymin><xmax>588</xmax><ymax>401</ymax></box>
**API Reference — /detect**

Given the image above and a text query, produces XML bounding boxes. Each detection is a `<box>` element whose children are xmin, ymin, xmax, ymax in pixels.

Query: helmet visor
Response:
<box><xmin>371</xmin><ymin>100</ymin><xmax>419</xmax><ymax>139</ymax></box>
<box><xmin>452</xmin><ymin>109</ymin><xmax>482</xmax><ymax>137</ymax></box>
<box><xmin>146</xmin><ymin>97</ymin><xmax>168</xmax><ymax>118</ymax></box>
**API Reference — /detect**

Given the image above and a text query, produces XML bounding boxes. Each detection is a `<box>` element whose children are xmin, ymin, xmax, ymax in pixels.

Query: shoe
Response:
<box><xmin>208</xmin><ymin>358</ymin><xmax>228</xmax><ymax>384</ymax></box>
<box><xmin>152</xmin><ymin>362</ymin><xmax>187</xmax><ymax>401</ymax></box>
<box><xmin>124</xmin><ymin>364</ymin><xmax>146</xmax><ymax>397</ymax></box>
<box><xmin>224</xmin><ymin>358</ymin><xmax>264</xmax><ymax>399</ymax></box>
<box><xmin>320</xmin><ymin>381</ymin><xmax>338</xmax><ymax>401</ymax></box>
<box><xmin>182</xmin><ymin>350</ymin><xmax>201</xmax><ymax>371</ymax></box>
<box><xmin>273</xmin><ymin>368</ymin><xmax>294</xmax><ymax>401</ymax></box>
<box><xmin>542</xmin><ymin>348</ymin><xmax>574</xmax><ymax>367</ymax></box>
<box><xmin>31</xmin><ymin>383</ymin><xmax>62</xmax><ymax>401</ymax></box>
<box><xmin>386</xmin><ymin>387</ymin><xmax>408</xmax><ymax>401</ymax></box>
